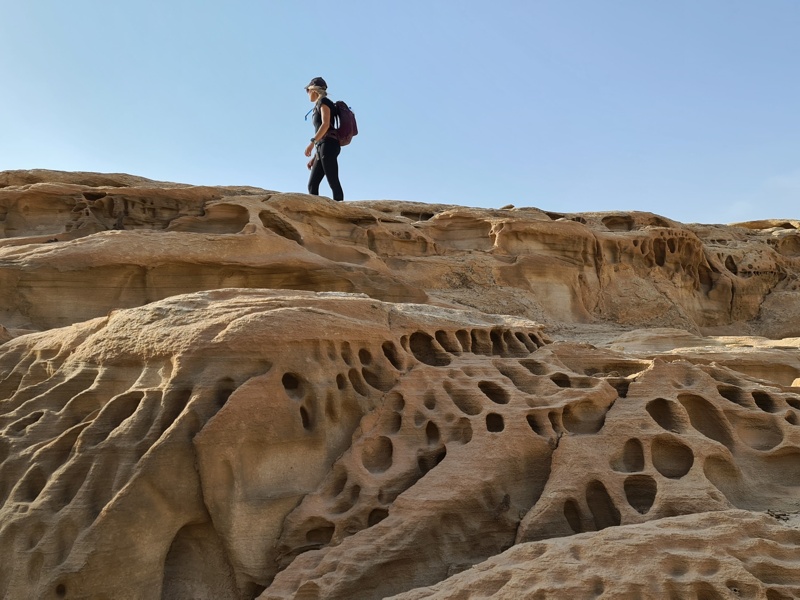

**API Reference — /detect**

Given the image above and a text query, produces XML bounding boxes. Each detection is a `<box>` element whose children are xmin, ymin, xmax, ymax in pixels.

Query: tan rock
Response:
<box><xmin>391</xmin><ymin>510</ymin><xmax>800</xmax><ymax>599</ymax></box>
<box><xmin>2</xmin><ymin>171</ymin><xmax>800</xmax><ymax>336</ymax></box>
<box><xmin>2</xmin><ymin>170</ymin><xmax>800</xmax><ymax>599</ymax></box>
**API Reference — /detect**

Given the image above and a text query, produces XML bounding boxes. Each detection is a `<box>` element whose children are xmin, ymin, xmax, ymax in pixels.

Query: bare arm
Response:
<box><xmin>305</xmin><ymin>103</ymin><xmax>332</xmax><ymax>157</ymax></box>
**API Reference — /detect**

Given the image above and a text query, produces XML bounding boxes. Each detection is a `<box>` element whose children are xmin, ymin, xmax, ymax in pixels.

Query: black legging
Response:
<box><xmin>308</xmin><ymin>139</ymin><xmax>344</xmax><ymax>201</ymax></box>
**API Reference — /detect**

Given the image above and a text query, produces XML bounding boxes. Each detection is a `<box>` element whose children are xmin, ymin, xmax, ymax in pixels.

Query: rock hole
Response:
<box><xmin>667</xmin><ymin>238</ymin><xmax>677</xmax><ymax>253</ymax></box>
<box><xmin>698</xmin><ymin>264</ymin><xmax>714</xmax><ymax>295</ymax></box>
<box><xmin>362</xmin><ymin>367</ymin><xmax>394</xmax><ymax>392</ymax></box>
<box><xmin>470</xmin><ymin>329</ymin><xmax>493</xmax><ymax>355</ymax></box>
<box><xmin>724</xmin><ymin>255</ymin><xmax>738</xmax><ymax>275</ymax></box>
<box><xmin>455</xmin><ymin>330</ymin><xmax>471</xmax><ymax>352</ymax></box>
<box><xmin>426</xmin><ymin>421</ymin><xmax>440</xmax><ymax>445</ymax></box>
<box><xmin>443</xmin><ymin>380</ymin><xmax>483</xmax><ymax>416</ymax></box>
<box><xmin>562</xmin><ymin>400</ymin><xmax>606</xmax><ymax>434</ymax></box>
<box><xmin>585</xmin><ymin>480</ymin><xmax>621</xmax><ymax>530</ymax></box>
<box><xmin>82</xmin><ymin>191</ymin><xmax>106</xmax><ymax>201</ymax></box>
<box><xmin>409</xmin><ymin>332</ymin><xmax>451</xmax><ymax>366</ymax></box>
<box><xmin>368</xmin><ymin>508</ymin><xmax>389</xmax><ymax>527</ymax></box>
<box><xmin>564</xmin><ymin>499</ymin><xmax>582</xmax><ymax>533</ymax></box>
<box><xmin>548</xmin><ymin>410</ymin><xmax>563</xmax><ymax>434</ymax></box>
<box><xmin>550</xmin><ymin>373</ymin><xmax>571</xmax><ymax>388</ymax></box>
<box><xmin>435</xmin><ymin>330</ymin><xmax>462</xmax><ymax>354</ymax></box>
<box><xmin>414</xmin><ymin>411</ymin><xmax>426</xmax><ymax>427</ymax></box>
<box><xmin>752</xmin><ymin>391</ymin><xmax>778</xmax><ymax>413</ymax></box>
<box><xmin>646</xmin><ymin>398</ymin><xmax>685</xmax><ymax>433</ymax></box>
<box><xmin>56</xmin><ymin>584</ymin><xmax>67</xmax><ymax>598</ymax></box>
<box><xmin>602</xmin><ymin>215</ymin><xmax>634</xmax><ymax>232</ymax></box>
<box><xmin>733</xmin><ymin>415</ymin><xmax>783</xmax><ymax>451</ymax></box>
<box><xmin>214</xmin><ymin>378</ymin><xmax>236</xmax><ymax>410</ymax></box>
<box><xmin>451</xmin><ymin>418</ymin><xmax>473</xmax><ymax>445</ymax></box>
<box><xmin>387</xmin><ymin>411</ymin><xmax>402</xmax><ymax>433</ymax></box>
<box><xmin>389</xmin><ymin>391</ymin><xmax>405</xmax><ymax>412</ymax></box>
<box><xmin>486</xmin><ymin>413</ymin><xmax>505</xmax><ymax>432</ymax></box>
<box><xmin>520</xmin><ymin>359</ymin><xmax>548</xmax><ymax>376</ymax></box>
<box><xmin>336</xmin><ymin>374</ymin><xmax>347</xmax><ymax>390</ymax></box>
<box><xmin>306</xmin><ymin>525</ymin><xmax>335</xmax><ymax>546</ymax></box>
<box><xmin>694</xmin><ymin>581</ymin><xmax>725</xmax><ymax>600</ymax></box>
<box><xmin>331</xmin><ymin>469</ymin><xmax>348</xmax><ymax>497</ymax></box>
<box><xmin>358</xmin><ymin>348</ymin><xmax>372</xmax><ymax>365</ymax></box>
<box><xmin>652</xmin><ymin>434</ymin><xmax>694</xmax><ymax>479</ymax></box>
<box><xmin>653</xmin><ymin>238</ymin><xmax>667</xmax><ymax>267</ymax></box>
<box><xmin>611</xmin><ymin>438</ymin><xmax>645</xmax><ymax>473</ymax></box>
<box><xmin>423</xmin><ymin>390</ymin><xmax>436</xmax><ymax>410</ymax></box>
<box><xmin>478</xmin><ymin>380</ymin><xmax>510</xmax><ymax>404</ymax></box>
<box><xmin>340</xmin><ymin>342</ymin><xmax>353</xmax><ymax>365</ymax></box>
<box><xmin>610</xmin><ymin>378</ymin><xmax>631</xmax><ymax>398</ymax></box>
<box><xmin>348</xmin><ymin>369</ymin><xmax>369</xmax><ymax>396</ymax></box>
<box><xmin>300</xmin><ymin>406</ymin><xmax>311</xmax><ymax>430</ymax></box>
<box><xmin>764</xmin><ymin>448</ymin><xmax>800</xmax><ymax>486</ymax></box>
<box><xmin>678</xmin><ymin>394</ymin><xmax>734</xmax><ymax>448</ymax></box>
<box><xmin>717</xmin><ymin>385</ymin><xmax>748</xmax><ymax>406</ymax></box>
<box><xmin>381</xmin><ymin>341</ymin><xmax>403</xmax><ymax>370</ymax></box>
<box><xmin>258</xmin><ymin>210</ymin><xmax>303</xmax><ymax>242</ymax></box>
<box><xmin>624</xmin><ymin>475</ymin><xmax>657</xmax><ymax>514</ymax></box>
<box><xmin>526</xmin><ymin>414</ymin><xmax>543</xmax><ymax>436</ymax></box>
<box><xmin>362</xmin><ymin>436</ymin><xmax>393</xmax><ymax>473</ymax></box>
<box><xmin>490</xmin><ymin>329</ymin><xmax>505</xmax><ymax>355</ymax></box>
<box><xmin>418</xmin><ymin>447</ymin><xmax>447</xmax><ymax>475</ymax></box>
<box><xmin>282</xmin><ymin>373</ymin><xmax>304</xmax><ymax>400</ymax></box>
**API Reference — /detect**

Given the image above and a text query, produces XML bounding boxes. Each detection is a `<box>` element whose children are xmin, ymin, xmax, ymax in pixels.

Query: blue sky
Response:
<box><xmin>1</xmin><ymin>1</ymin><xmax>798</xmax><ymax>224</ymax></box>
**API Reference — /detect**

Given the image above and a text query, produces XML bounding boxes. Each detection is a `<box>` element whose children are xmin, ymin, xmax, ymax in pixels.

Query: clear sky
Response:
<box><xmin>1</xmin><ymin>1</ymin><xmax>798</xmax><ymax>224</ymax></box>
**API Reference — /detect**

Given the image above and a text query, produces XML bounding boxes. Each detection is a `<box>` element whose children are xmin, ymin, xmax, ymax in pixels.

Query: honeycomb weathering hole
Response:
<box><xmin>585</xmin><ymin>480</ymin><xmax>621</xmax><ymax>530</ymax></box>
<box><xmin>562</xmin><ymin>400</ymin><xmax>607</xmax><ymax>434</ymax></box>
<box><xmin>409</xmin><ymin>332</ymin><xmax>451</xmax><ymax>366</ymax></box>
<box><xmin>646</xmin><ymin>398</ymin><xmax>685</xmax><ymax>433</ymax></box>
<box><xmin>752</xmin><ymin>391</ymin><xmax>778</xmax><ymax>413</ymax></box>
<box><xmin>564</xmin><ymin>499</ymin><xmax>582</xmax><ymax>533</ymax></box>
<box><xmin>282</xmin><ymin>373</ymin><xmax>303</xmax><ymax>399</ymax></box>
<box><xmin>624</xmin><ymin>475</ymin><xmax>657</xmax><ymax>514</ymax></box>
<box><xmin>478</xmin><ymin>380</ymin><xmax>510</xmax><ymax>405</ymax></box>
<box><xmin>382</xmin><ymin>341</ymin><xmax>403</xmax><ymax>370</ymax></box>
<box><xmin>611</xmin><ymin>438</ymin><xmax>645</xmax><ymax>473</ymax></box>
<box><xmin>678</xmin><ymin>394</ymin><xmax>735</xmax><ymax>449</ymax></box>
<box><xmin>733</xmin><ymin>415</ymin><xmax>783</xmax><ymax>451</ymax></box>
<box><xmin>361</xmin><ymin>436</ymin><xmax>393</xmax><ymax>473</ymax></box>
<box><xmin>306</xmin><ymin>525</ymin><xmax>335</xmax><ymax>545</ymax></box>
<box><xmin>486</xmin><ymin>413</ymin><xmax>505</xmax><ymax>432</ymax></box>
<box><xmin>651</xmin><ymin>434</ymin><xmax>694</xmax><ymax>479</ymax></box>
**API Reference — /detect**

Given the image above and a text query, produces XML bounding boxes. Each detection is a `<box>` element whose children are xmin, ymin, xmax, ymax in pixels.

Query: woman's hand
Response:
<box><xmin>304</xmin><ymin>142</ymin><xmax>314</xmax><ymax>157</ymax></box>
<box><xmin>307</xmin><ymin>157</ymin><xmax>315</xmax><ymax>170</ymax></box>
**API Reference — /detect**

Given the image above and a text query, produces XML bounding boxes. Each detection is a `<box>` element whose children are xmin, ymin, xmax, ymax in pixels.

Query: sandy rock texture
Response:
<box><xmin>1</xmin><ymin>170</ymin><xmax>800</xmax><ymax>599</ymax></box>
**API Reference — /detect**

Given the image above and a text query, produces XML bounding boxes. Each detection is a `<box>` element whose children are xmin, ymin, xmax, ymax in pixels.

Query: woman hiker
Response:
<box><xmin>304</xmin><ymin>77</ymin><xmax>344</xmax><ymax>201</ymax></box>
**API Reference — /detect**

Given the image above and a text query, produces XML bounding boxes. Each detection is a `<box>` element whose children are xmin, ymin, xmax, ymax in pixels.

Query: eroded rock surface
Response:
<box><xmin>2</xmin><ymin>170</ymin><xmax>800</xmax><ymax>337</ymax></box>
<box><xmin>1</xmin><ymin>170</ymin><xmax>800</xmax><ymax>599</ymax></box>
<box><xmin>392</xmin><ymin>510</ymin><xmax>800</xmax><ymax>599</ymax></box>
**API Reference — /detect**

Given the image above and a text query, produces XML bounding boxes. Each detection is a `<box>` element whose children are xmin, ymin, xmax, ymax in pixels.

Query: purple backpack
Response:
<box><xmin>332</xmin><ymin>101</ymin><xmax>358</xmax><ymax>146</ymax></box>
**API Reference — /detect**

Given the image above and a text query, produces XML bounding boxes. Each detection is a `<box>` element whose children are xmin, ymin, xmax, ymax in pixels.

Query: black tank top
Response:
<box><xmin>312</xmin><ymin>97</ymin><xmax>338</xmax><ymax>139</ymax></box>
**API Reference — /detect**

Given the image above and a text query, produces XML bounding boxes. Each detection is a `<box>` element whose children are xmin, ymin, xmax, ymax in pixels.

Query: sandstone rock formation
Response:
<box><xmin>1</xmin><ymin>170</ymin><xmax>799</xmax><ymax>599</ymax></box>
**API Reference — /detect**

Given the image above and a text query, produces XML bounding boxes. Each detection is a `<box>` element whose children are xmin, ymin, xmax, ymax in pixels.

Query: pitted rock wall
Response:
<box><xmin>2</xmin><ymin>170</ymin><xmax>800</xmax><ymax>337</ymax></box>
<box><xmin>1</xmin><ymin>170</ymin><xmax>800</xmax><ymax>600</ymax></box>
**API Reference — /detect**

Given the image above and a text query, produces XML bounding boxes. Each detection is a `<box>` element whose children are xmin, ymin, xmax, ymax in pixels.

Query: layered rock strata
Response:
<box><xmin>2</xmin><ymin>170</ymin><xmax>800</xmax><ymax>336</ymax></box>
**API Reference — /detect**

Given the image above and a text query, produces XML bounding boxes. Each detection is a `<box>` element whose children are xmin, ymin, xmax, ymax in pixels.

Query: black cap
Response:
<box><xmin>304</xmin><ymin>76</ymin><xmax>327</xmax><ymax>90</ymax></box>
